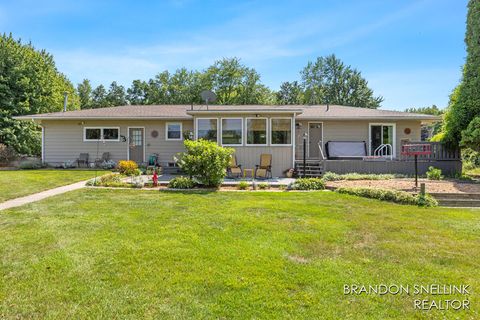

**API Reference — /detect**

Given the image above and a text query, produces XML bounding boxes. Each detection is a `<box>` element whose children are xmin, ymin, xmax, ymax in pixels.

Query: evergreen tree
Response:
<box><xmin>442</xmin><ymin>0</ymin><xmax>480</xmax><ymax>147</ymax></box>
<box><xmin>105</xmin><ymin>81</ymin><xmax>127</xmax><ymax>106</ymax></box>
<box><xmin>77</xmin><ymin>79</ymin><xmax>93</xmax><ymax>109</ymax></box>
<box><xmin>91</xmin><ymin>85</ymin><xmax>108</xmax><ymax>108</ymax></box>
<box><xmin>276</xmin><ymin>81</ymin><xmax>303</xmax><ymax>104</ymax></box>
<box><xmin>127</xmin><ymin>79</ymin><xmax>149</xmax><ymax>105</ymax></box>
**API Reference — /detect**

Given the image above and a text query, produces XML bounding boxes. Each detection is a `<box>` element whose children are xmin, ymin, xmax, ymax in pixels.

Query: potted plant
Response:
<box><xmin>284</xmin><ymin>168</ymin><xmax>295</xmax><ymax>178</ymax></box>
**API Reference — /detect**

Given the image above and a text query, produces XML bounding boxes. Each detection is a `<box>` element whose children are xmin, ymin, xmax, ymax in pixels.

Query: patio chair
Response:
<box><xmin>227</xmin><ymin>155</ymin><xmax>242</xmax><ymax>178</ymax></box>
<box><xmin>255</xmin><ymin>154</ymin><xmax>272</xmax><ymax>179</ymax></box>
<box><xmin>77</xmin><ymin>153</ymin><xmax>89</xmax><ymax>167</ymax></box>
<box><xmin>95</xmin><ymin>152</ymin><xmax>110</xmax><ymax>167</ymax></box>
<box><xmin>146</xmin><ymin>153</ymin><xmax>160</xmax><ymax>173</ymax></box>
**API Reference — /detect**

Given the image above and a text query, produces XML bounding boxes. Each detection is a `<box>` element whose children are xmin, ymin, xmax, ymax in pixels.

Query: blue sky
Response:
<box><xmin>0</xmin><ymin>0</ymin><xmax>467</xmax><ymax>110</ymax></box>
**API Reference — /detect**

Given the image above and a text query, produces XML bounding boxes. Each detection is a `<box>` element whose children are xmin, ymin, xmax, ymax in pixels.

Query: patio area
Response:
<box><xmin>129</xmin><ymin>174</ymin><xmax>296</xmax><ymax>187</ymax></box>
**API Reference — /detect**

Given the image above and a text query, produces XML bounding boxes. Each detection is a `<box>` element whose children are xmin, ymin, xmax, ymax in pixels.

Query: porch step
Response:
<box><xmin>295</xmin><ymin>160</ymin><xmax>324</xmax><ymax>178</ymax></box>
<box><xmin>429</xmin><ymin>192</ymin><xmax>480</xmax><ymax>208</ymax></box>
<box><xmin>430</xmin><ymin>193</ymin><xmax>480</xmax><ymax>200</ymax></box>
<box><xmin>436</xmin><ymin>199</ymin><xmax>480</xmax><ymax>208</ymax></box>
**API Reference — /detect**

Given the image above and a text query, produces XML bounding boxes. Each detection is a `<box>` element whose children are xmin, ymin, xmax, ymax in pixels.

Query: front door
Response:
<box><xmin>129</xmin><ymin>127</ymin><xmax>144</xmax><ymax>163</ymax></box>
<box><xmin>308</xmin><ymin>122</ymin><xmax>323</xmax><ymax>158</ymax></box>
<box><xmin>370</xmin><ymin>124</ymin><xmax>394</xmax><ymax>156</ymax></box>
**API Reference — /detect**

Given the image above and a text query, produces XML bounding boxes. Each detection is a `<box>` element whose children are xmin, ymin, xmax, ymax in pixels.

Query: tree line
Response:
<box><xmin>76</xmin><ymin>55</ymin><xmax>384</xmax><ymax>109</ymax></box>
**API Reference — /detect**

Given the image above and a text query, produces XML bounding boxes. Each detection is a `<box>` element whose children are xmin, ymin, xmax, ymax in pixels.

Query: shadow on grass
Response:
<box><xmin>159</xmin><ymin>188</ymin><xmax>219</xmax><ymax>195</ymax></box>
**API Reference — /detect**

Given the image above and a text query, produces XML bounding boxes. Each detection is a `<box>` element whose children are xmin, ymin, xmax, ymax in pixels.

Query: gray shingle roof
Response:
<box><xmin>14</xmin><ymin>104</ymin><xmax>440</xmax><ymax>121</ymax></box>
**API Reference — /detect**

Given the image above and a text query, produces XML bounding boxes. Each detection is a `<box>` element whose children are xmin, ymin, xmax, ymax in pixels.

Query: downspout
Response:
<box><xmin>292</xmin><ymin>112</ymin><xmax>296</xmax><ymax>169</ymax></box>
<box><xmin>41</xmin><ymin>124</ymin><xmax>45</xmax><ymax>164</ymax></box>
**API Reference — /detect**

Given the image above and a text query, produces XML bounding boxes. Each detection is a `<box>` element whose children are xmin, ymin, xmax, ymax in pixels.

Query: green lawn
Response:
<box><xmin>0</xmin><ymin>169</ymin><xmax>107</xmax><ymax>202</ymax></box>
<box><xmin>1</xmin><ymin>190</ymin><xmax>479</xmax><ymax>319</ymax></box>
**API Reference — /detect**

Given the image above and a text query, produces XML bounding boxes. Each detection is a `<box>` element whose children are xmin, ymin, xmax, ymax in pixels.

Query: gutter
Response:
<box><xmin>13</xmin><ymin>116</ymin><xmax>194</xmax><ymax>121</ymax></box>
<box><xmin>187</xmin><ymin>109</ymin><xmax>303</xmax><ymax>114</ymax></box>
<box><xmin>296</xmin><ymin>116</ymin><xmax>441</xmax><ymax>121</ymax></box>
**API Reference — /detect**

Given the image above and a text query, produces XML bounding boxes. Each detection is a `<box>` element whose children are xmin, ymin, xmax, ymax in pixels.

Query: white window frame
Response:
<box><xmin>270</xmin><ymin>117</ymin><xmax>293</xmax><ymax>146</ymax></box>
<box><xmin>165</xmin><ymin>122</ymin><xmax>183</xmax><ymax>141</ymax></box>
<box><xmin>368</xmin><ymin>123</ymin><xmax>396</xmax><ymax>158</ymax></box>
<box><xmin>220</xmin><ymin>117</ymin><xmax>243</xmax><ymax>146</ymax></box>
<box><xmin>245</xmin><ymin>117</ymin><xmax>268</xmax><ymax>146</ymax></box>
<box><xmin>195</xmin><ymin>118</ymin><xmax>219</xmax><ymax>143</ymax></box>
<box><xmin>83</xmin><ymin>127</ymin><xmax>120</xmax><ymax>142</ymax></box>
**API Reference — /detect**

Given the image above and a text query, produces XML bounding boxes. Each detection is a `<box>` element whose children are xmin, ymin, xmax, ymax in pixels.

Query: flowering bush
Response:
<box><xmin>117</xmin><ymin>160</ymin><xmax>138</xmax><ymax>176</ymax></box>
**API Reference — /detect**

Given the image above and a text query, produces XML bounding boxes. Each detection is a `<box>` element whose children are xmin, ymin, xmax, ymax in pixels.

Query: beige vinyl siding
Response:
<box><xmin>295</xmin><ymin>119</ymin><xmax>422</xmax><ymax>159</ymax></box>
<box><xmin>42</xmin><ymin>120</ymin><xmax>192</xmax><ymax>165</ymax></box>
<box><xmin>230</xmin><ymin>146</ymin><xmax>292</xmax><ymax>177</ymax></box>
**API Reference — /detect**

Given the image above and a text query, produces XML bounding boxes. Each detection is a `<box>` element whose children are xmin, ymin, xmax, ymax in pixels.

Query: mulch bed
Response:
<box><xmin>326</xmin><ymin>178</ymin><xmax>480</xmax><ymax>194</ymax></box>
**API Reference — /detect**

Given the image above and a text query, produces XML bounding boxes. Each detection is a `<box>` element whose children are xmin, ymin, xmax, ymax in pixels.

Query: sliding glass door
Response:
<box><xmin>370</xmin><ymin>124</ymin><xmax>395</xmax><ymax>156</ymax></box>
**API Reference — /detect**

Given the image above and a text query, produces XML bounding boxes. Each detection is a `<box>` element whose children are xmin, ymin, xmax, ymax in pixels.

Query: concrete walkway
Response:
<box><xmin>0</xmin><ymin>180</ymin><xmax>89</xmax><ymax>211</ymax></box>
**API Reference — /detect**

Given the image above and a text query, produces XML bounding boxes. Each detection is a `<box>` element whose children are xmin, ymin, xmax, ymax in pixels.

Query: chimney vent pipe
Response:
<box><xmin>63</xmin><ymin>92</ymin><xmax>68</xmax><ymax>112</ymax></box>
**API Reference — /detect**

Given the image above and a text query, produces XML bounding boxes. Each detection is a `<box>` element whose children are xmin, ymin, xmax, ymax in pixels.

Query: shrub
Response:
<box><xmin>0</xmin><ymin>144</ymin><xmax>17</xmax><ymax>164</ymax></box>
<box><xmin>117</xmin><ymin>160</ymin><xmax>138</xmax><ymax>175</ymax></box>
<box><xmin>175</xmin><ymin>139</ymin><xmax>234</xmax><ymax>187</ymax></box>
<box><xmin>87</xmin><ymin>173</ymin><xmax>122</xmax><ymax>186</ymax></box>
<box><xmin>417</xmin><ymin>193</ymin><xmax>438</xmax><ymax>207</ymax></box>
<box><xmin>237</xmin><ymin>181</ymin><xmax>249</xmax><ymax>190</ymax></box>
<box><xmin>18</xmin><ymin>159</ymin><xmax>43</xmax><ymax>169</ymax></box>
<box><xmin>100</xmin><ymin>160</ymin><xmax>116</xmax><ymax>169</ymax></box>
<box><xmin>291</xmin><ymin>178</ymin><xmax>325</xmax><ymax>190</ymax></box>
<box><xmin>99</xmin><ymin>173</ymin><xmax>122</xmax><ymax>184</ymax></box>
<box><xmin>426</xmin><ymin>166</ymin><xmax>443</xmax><ymax>180</ymax></box>
<box><xmin>258</xmin><ymin>182</ymin><xmax>269</xmax><ymax>190</ymax></box>
<box><xmin>336</xmin><ymin>187</ymin><xmax>437</xmax><ymax>207</ymax></box>
<box><xmin>62</xmin><ymin>160</ymin><xmax>76</xmax><ymax>169</ymax></box>
<box><xmin>321</xmin><ymin>172</ymin><xmax>342</xmax><ymax>181</ymax></box>
<box><xmin>168</xmin><ymin>176</ymin><xmax>195</xmax><ymax>189</ymax></box>
<box><xmin>322</xmin><ymin>171</ymin><xmax>398</xmax><ymax>181</ymax></box>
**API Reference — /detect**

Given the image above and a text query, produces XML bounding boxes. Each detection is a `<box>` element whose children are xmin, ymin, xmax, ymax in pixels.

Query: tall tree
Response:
<box><xmin>0</xmin><ymin>33</ymin><xmax>79</xmax><ymax>155</ymax></box>
<box><xmin>77</xmin><ymin>79</ymin><xmax>93</xmax><ymax>109</ymax></box>
<box><xmin>205</xmin><ymin>58</ymin><xmax>270</xmax><ymax>105</ymax></box>
<box><xmin>406</xmin><ymin>105</ymin><xmax>444</xmax><ymax>140</ymax></box>
<box><xmin>105</xmin><ymin>81</ymin><xmax>127</xmax><ymax>106</ymax></box>
<box><xmin>442</xmin><ymin>0</ymin><xmax>480</xmax><ymax>148</ymax></box>
<box><xmin>276</xmin><ymin>81</ymin><xmax>303</xmax><ymax>104</ymax></box>
<box><xmin>127</xmin><ymin>79</ymin><xmax>149</xmax><ymax>105</ymax></box>
<box><xmin>301</xmin><ymin>54</ymin><xmax>383</xmax><ymax>108</ymax></box>
<box><xmin>405</xmin><ymin>105</ymin><xmax>443</xmax><ymax>115</ymax></box>
<box><xmin>91</xmin><ymin>85</ymin><xmax>108</xmax><ymax>108</ymax></box>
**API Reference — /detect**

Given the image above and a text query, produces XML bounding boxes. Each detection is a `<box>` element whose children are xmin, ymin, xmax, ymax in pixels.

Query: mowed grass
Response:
<box><xmin>0</xmin><ymin>169</ymin><xmax>107</xmax><ymax>202</ymax></box>
<box><xmin>1</xmin><ymin>190</ymin><xmax>479</xmax><ymax>319</ymax></box>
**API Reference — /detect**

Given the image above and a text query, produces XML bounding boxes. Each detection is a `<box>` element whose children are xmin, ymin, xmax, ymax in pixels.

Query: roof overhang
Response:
<box><xmin>187</xmin><ymin>109</ymin><xmax>303</xmax><ymax>115</ymax></box>
<box><xmin>13</xmin><ymin>116</ymin><xmax>193</xmax><ymax>121</ymax></box>
<box><xmin>296</xmin><ymin>116</ymin><xmax>442</xmax><ymax>122</ymax></box>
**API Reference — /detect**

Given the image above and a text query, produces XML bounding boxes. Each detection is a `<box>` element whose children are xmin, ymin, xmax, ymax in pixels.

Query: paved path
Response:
<box><xmin>0</xmin><ymin>180</ymin><xmax>89</xmax><ymax>211</ymax></box>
